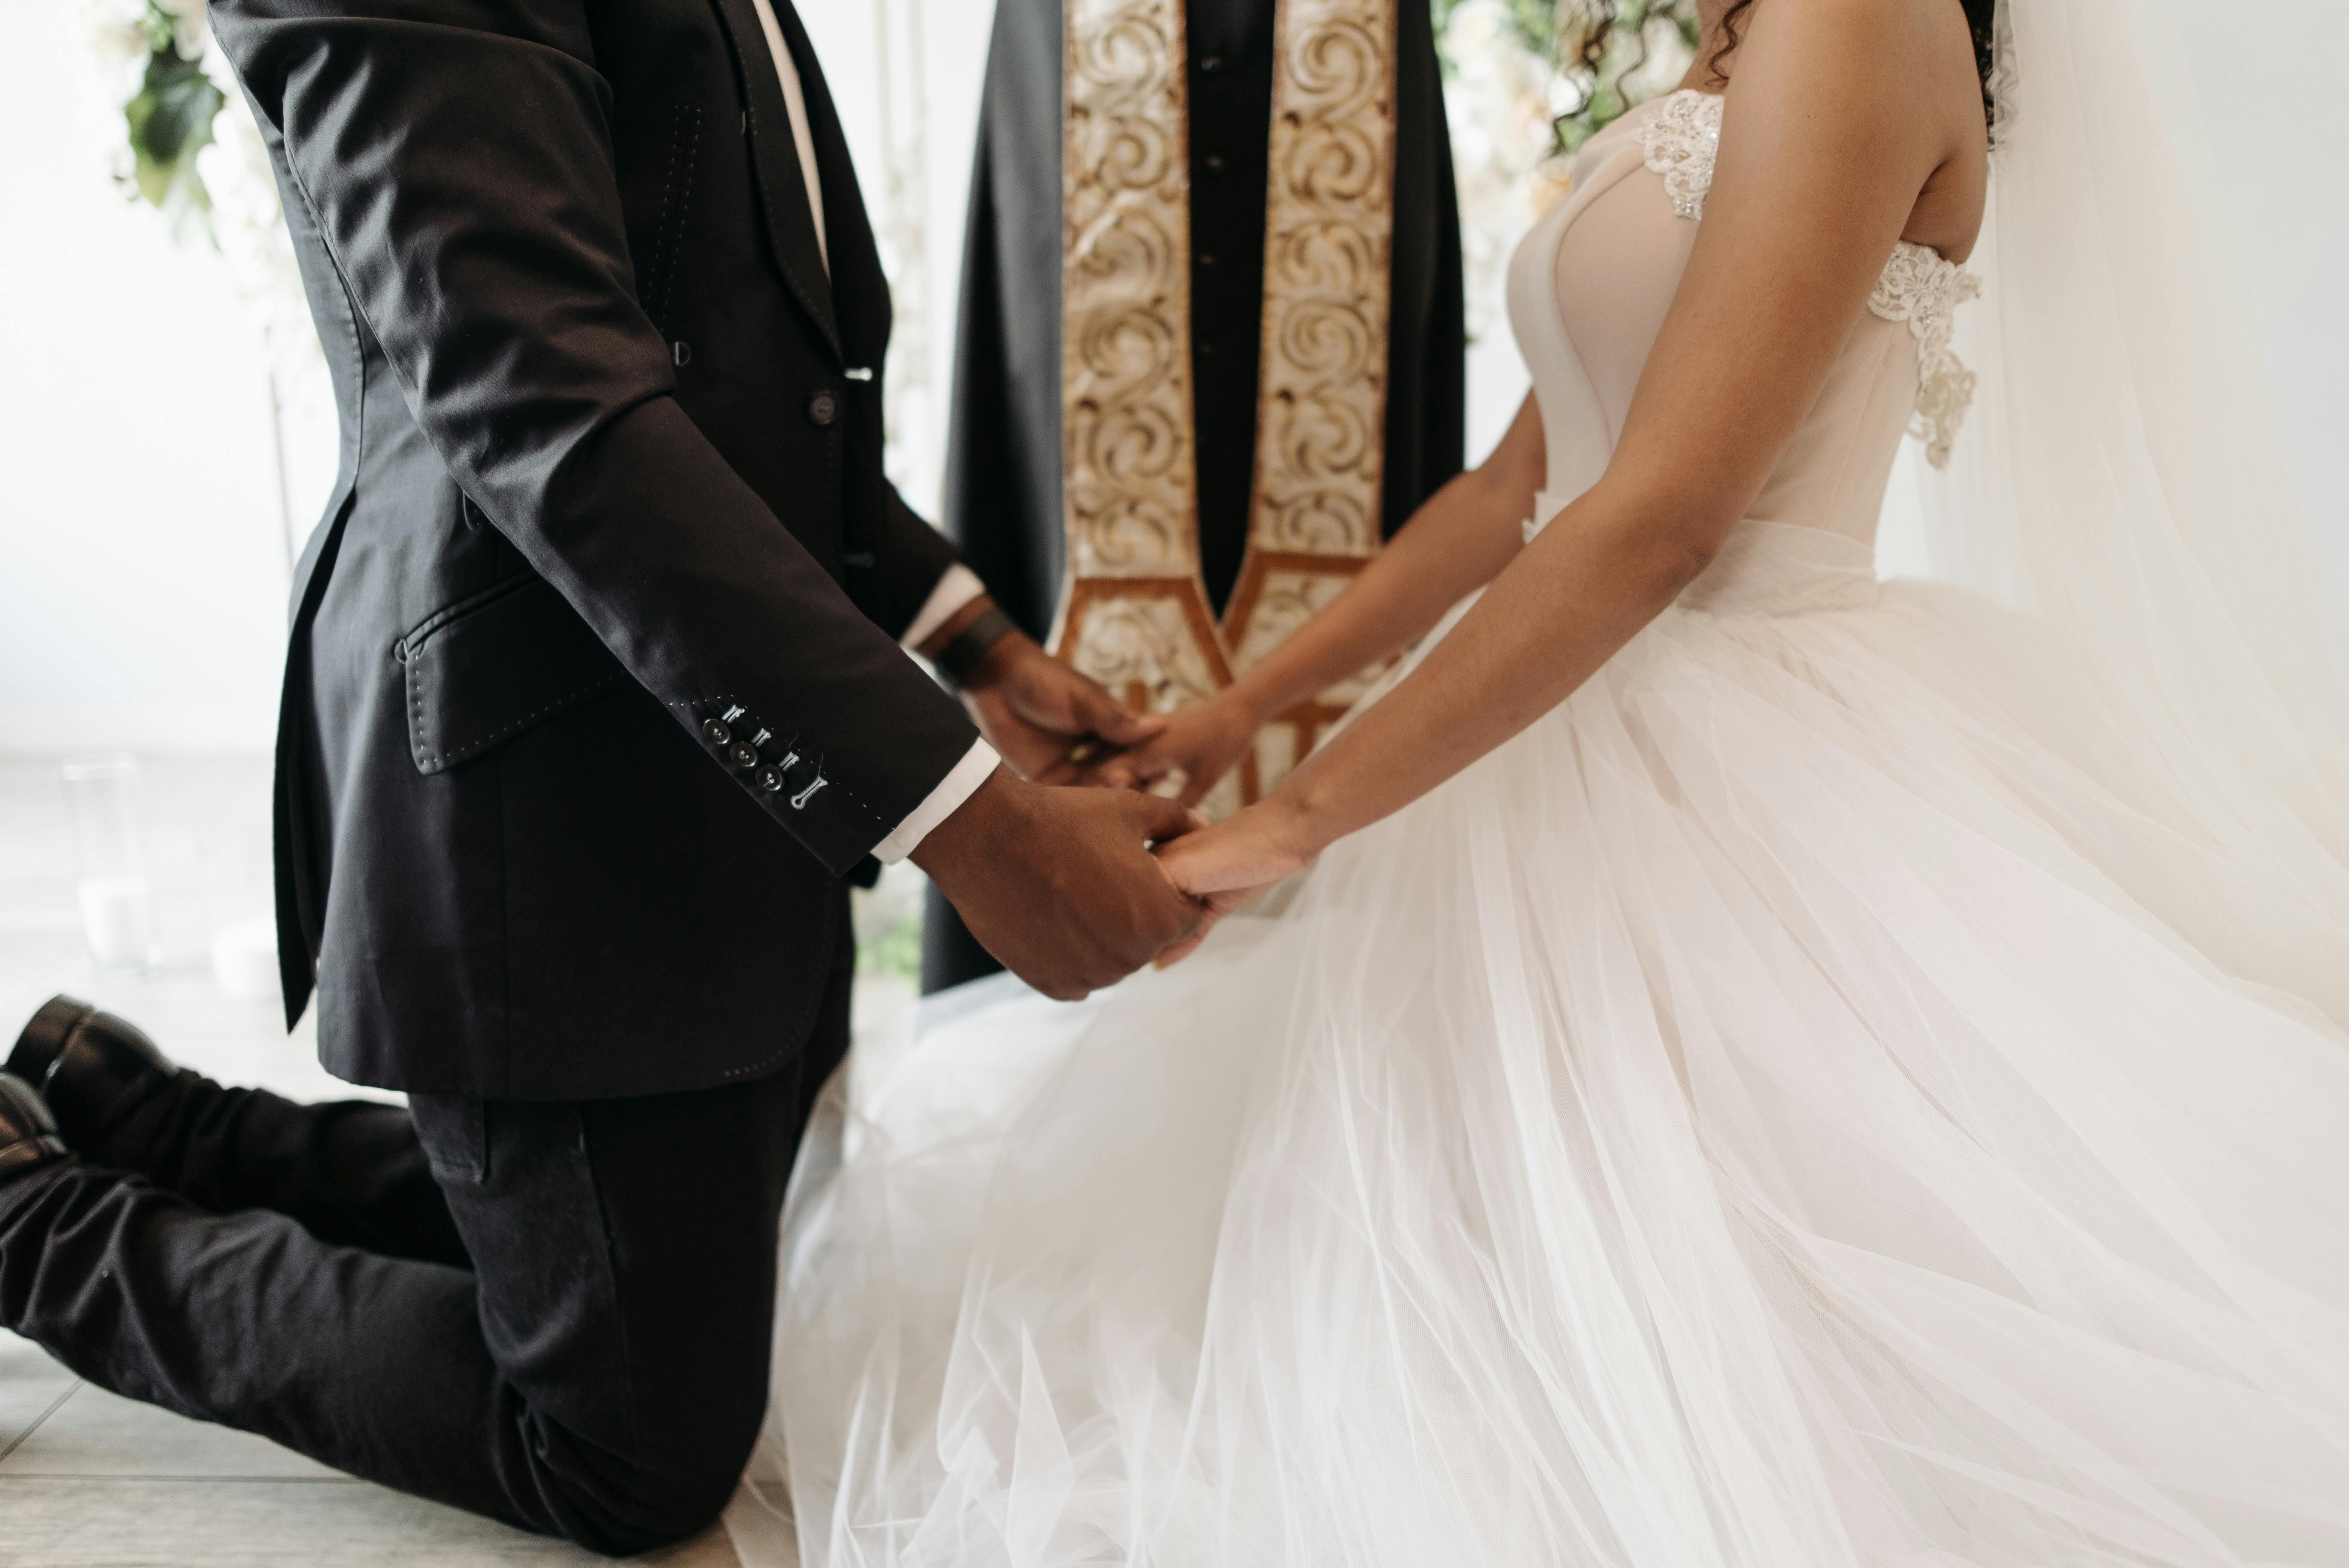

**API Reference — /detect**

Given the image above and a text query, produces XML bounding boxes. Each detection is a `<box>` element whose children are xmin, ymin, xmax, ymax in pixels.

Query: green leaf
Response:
<box><xmin>121</xmin><ymin>12</ymin><xmax>224</xmax><ymax>223</ymax></box>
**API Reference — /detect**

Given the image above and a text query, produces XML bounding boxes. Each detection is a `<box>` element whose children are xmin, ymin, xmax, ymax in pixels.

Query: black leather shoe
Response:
<box><xmin>8</xmin><ymin>996</ymin><xmax>177</xmax><ymax>1148</ymax></box>
<box><xmin>0</xmin><ymin>1073</ymin><xmax>68</xmax><ymax>1183</ymax></box>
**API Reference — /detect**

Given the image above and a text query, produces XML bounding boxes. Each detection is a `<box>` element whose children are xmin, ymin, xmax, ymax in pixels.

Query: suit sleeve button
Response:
<box><xmin>808</xmin><ymin>391</ymin><xmax>839</xmax><ymax>427</ymax></box>
<box><xmin>729</xmin><ymin>741</ymin><xmax>761</xmax><ymax>768</ymax></box>
<box><xmin>702</xmin><ymin>719</ymin><xmax>732</xmax><ymax>747</ymax></box>
<box><xmin>756</xmin><ymin>765</ymin><xmax>786</xmax><ymax>793</ymax></box>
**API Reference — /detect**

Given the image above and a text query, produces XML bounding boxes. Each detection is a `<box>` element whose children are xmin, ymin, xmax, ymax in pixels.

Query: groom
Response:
<box><xmin>0</xmin><ymin>0</ymin><xmax>1200</xmax><ymax>1555</ymax></box>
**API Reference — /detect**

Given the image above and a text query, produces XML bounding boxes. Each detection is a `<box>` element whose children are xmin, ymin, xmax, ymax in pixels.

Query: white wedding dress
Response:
<box><xmin>731</xmin><ymin>43</ymin><xmax>2349</xmax><ymax>1568</ymax></box>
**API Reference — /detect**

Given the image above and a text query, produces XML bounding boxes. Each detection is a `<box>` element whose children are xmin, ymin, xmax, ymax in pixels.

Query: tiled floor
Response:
<box><xmin>0</xmin><ymin>754</ymin><xmax>749</xmax><ymax>1565</ymax></box>
<box><xmin>1</xmin><ymin>1332</ymin><xmax>738</xmax><ymax>1565</ymax></box>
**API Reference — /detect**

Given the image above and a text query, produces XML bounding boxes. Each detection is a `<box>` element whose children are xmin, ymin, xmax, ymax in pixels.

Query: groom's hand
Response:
<box><xmin>928</xmin><ymin>603</ymin><xmax>1164</xmax><ymax>783</ymax></box>
<box><xmin>911</xmin><ymin>770</ymin><xmax>1205</xmax><ymax>1000</ymax></box>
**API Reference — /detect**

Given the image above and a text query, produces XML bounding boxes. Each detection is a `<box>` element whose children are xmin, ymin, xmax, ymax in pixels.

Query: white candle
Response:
<box><xmin>79</xmin><ymin>876</ymin><xmax>161</xmax><ymax>975</ymax></box>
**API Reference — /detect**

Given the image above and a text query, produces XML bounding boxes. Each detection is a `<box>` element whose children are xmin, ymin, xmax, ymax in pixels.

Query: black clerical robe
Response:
<box><xmin>926</xmin><ymin>0</ymin><xmax>1466</xmax><ymax>990</ymax></box>
<box><xmin>944</xmin><ymin>0</ymin><xmax>1463</xmax><ymax>630</ymax></box>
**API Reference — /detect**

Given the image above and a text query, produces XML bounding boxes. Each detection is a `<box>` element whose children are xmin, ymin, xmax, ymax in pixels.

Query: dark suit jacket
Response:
<box><xmin>212</xmin><ymin>0</ymin><xmax>979</xmax><ymax>1099</ymax></box>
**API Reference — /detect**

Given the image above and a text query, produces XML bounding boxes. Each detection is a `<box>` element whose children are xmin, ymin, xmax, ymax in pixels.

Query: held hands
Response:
<box><xmin>912</xmin><ymin>769</ymin><xmax>1206</xmax><ymax>999</ymax></box>
<box><xmin>1148</xmin><ymin>795</ymin><xmax>1318</xmax><ymax>967</ymax></box>
<box><xmin>1083</xmin><ymin>687</ymin><xmax>1261</xmax><ymax>806</ymax></box>
<box><xmin>958</xmin><ymin>627</ymin><xmax>1167</xmax><ymax>785</ymax></box>
<box><xmin>925</xmin><ymin>592</ymin><xmax>1258</xmax><ymax>799</ymax></box>
<box><xmin>912</xmin><ymin>593</ymin><xmax>1308</xmax><ymax>985</ymax></box>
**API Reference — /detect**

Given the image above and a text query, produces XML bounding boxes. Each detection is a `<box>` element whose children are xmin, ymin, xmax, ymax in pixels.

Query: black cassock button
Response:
<box><xmin>1205</xmin><ymin>153</ymin><xmax>1225</xmax><ymax>173</ymax></box>
<box><xmin>1198</xmin><ymin>53</ymin><xmax>1225</xmax><ymax>77</ymax></box>
<box><xmin>756</xmin><ymin>765</ymin><xmax>785</xmax><ymax>793</ymax></box>
<box><xmin>729</xmin><ymin>741</ymin><xmax>760</xmax><ymax>768</ymax></box>
<box><xmin>808</xmin><ymin>391</ymin><xmax>839</xmax><ymax>427</ymax></box>
<box><xmin>702</xmin><ymin>718</ymin><xmax>731</xmax><ymax>747</ymax></box>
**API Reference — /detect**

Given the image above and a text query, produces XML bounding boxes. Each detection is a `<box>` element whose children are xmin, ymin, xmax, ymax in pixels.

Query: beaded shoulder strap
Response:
<box><xmin>1636</xmin><ymin>90</ymin><xmax>1980</xmax><ymax>468</ymax></box>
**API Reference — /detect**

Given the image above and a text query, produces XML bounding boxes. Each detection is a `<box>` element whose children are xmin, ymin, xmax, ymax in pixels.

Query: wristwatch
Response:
<box><xmin>930</xmin><ymin>606</ymin><xmax>1018</xmax><ymax>688</ymax></box>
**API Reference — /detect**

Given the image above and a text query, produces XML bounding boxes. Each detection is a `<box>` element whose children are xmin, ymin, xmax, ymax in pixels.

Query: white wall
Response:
<box><xmin>0</xmin><ymin>0</ymin><xmax>330</xmax><ymax>751</ymax></box>
<box><xmin>2142</xmin><ymin>0</ymin><xmax>2349</xmax><ymax>602</ymax></box>
<box><xmin>2</xmin><ymin>1</ymin><xmax>2343</xmax><ymax>756</ymax></box>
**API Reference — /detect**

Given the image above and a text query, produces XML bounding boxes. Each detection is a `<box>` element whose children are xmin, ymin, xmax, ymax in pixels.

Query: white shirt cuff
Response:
<box><xmin>871</xmin><ymin>738</ymin><xmax>999</xmax><ymax>864</ymax></box>
<box><xmin>900</xmin><ymin>563</ymin><xmax>988</xmax><ymax>652</ymax></box>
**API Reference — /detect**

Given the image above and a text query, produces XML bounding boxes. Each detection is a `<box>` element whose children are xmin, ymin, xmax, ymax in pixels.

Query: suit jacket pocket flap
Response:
<box><xmin>400</xmin><ymin>576</ymin><xmax>627</xmax><ymax>776</ymax></box>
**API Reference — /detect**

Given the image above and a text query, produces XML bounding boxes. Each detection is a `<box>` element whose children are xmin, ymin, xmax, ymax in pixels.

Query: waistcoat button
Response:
<box><xmin>808</xmin><ymin>391</ymin><xmax>839</xmax><ymax>427</ymax></box>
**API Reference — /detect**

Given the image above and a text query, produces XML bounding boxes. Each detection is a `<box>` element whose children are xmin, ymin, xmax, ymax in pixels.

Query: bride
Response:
<box><xmin>735</xmin><ymin>0</ymin><xmax>2349</xmax><ymax>1562</ymax></box>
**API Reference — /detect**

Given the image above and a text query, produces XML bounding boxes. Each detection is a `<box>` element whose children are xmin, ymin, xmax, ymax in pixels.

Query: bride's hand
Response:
<box><xmin>1086</xmin><ymin>688</ymin><xmax>1263</xmax><ymax>805</ymax></box>
<box><xmin>1149</xmin><ymin>797</ymin><xmax>1316</xmax><ymax>966</ymax></box>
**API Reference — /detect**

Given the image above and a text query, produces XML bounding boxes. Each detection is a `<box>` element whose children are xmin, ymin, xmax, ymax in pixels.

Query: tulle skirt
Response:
<box><xmin>731</xmin><ymin>521</ymin><xmax>2349</xmax><ymax>1568</ymax></box>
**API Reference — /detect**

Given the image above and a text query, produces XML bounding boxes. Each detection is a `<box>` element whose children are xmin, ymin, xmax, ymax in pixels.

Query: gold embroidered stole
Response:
<box><xmin>1053</xmin><ymin>0</ymin><xmax>1398</xmax><ymax>814</ymax></box>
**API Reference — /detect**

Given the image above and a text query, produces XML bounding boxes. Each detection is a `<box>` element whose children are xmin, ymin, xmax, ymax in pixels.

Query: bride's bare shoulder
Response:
<box><xmin>1725</xmin><ymin>0</ymin><xmax>1989</xmax><ymax>260</ymax></box>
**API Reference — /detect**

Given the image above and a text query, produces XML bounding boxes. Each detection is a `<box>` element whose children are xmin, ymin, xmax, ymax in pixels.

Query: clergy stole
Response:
<box><xmin>1052</xmin><ymin>0</ymin><xmax>1398</xmax><ymax>815</ymax></box>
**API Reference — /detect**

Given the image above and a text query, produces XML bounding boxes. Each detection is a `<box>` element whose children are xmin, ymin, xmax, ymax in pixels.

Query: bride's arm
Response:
<box><xmin>1094</xmin><ymin>395</ymin><xmax>1543</xmax><ymax>799</ymax></box>
<box><xmin>1228</xmin><ymin>394</ymin><xmax>1546</xmax><ymax>726</ymax></box>
<box><xmin>1161</xmin><ymin>0</ymin><xmax>1977</xmax><ymax>900</ymax></box>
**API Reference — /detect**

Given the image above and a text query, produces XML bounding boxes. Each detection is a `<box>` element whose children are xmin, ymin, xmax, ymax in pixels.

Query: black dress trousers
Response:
<box><xmin>0</xmin><ymin>919</ymin><xmax>852</xmax><ymax>1556</ymax></box>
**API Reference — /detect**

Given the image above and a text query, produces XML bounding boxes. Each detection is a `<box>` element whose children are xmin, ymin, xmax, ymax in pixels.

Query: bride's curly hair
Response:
<box><xmin>1710</xmin><ymin>0</ymin><xmax>2001</xmax><ymax>127</ymax></box>
<box><xmin>1546</xmin><ymin>1</ymin><xmax>1704</xmax><ymax>153</ymax></box>
<box><xmin>1543</xmin><ymin>0</ymin><xmax>1998</xmax><ymax>155</ymax></box>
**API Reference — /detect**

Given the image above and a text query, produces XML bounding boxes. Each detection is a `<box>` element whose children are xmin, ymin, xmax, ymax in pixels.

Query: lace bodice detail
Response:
<box><xmin>1640</xmin><ymin>89</ymin><xmax>1723</xmax><ymax>221</ymax></box>
<box><xmin>1868</xmin><ymin>244</ymin><xmax>1983</xmax><ymax>467</ymax></box>
<box><xmin>1637</xmin><ymin>89</ymin><xmax>1980</xmax><ymax>467</ymax></box>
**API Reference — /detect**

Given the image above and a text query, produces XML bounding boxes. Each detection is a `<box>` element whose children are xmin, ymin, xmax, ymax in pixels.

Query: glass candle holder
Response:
<box><xmin>62</xmin><ymin>753</ymin><xmax>162</xmax><ymax>977</ymax></box>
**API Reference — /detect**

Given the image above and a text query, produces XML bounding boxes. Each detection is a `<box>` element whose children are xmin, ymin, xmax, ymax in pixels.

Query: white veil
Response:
<box><xmin>1923</xmin><ymin>0</ymin><xmax>2349</xmax><ymax>884</ymax></box>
